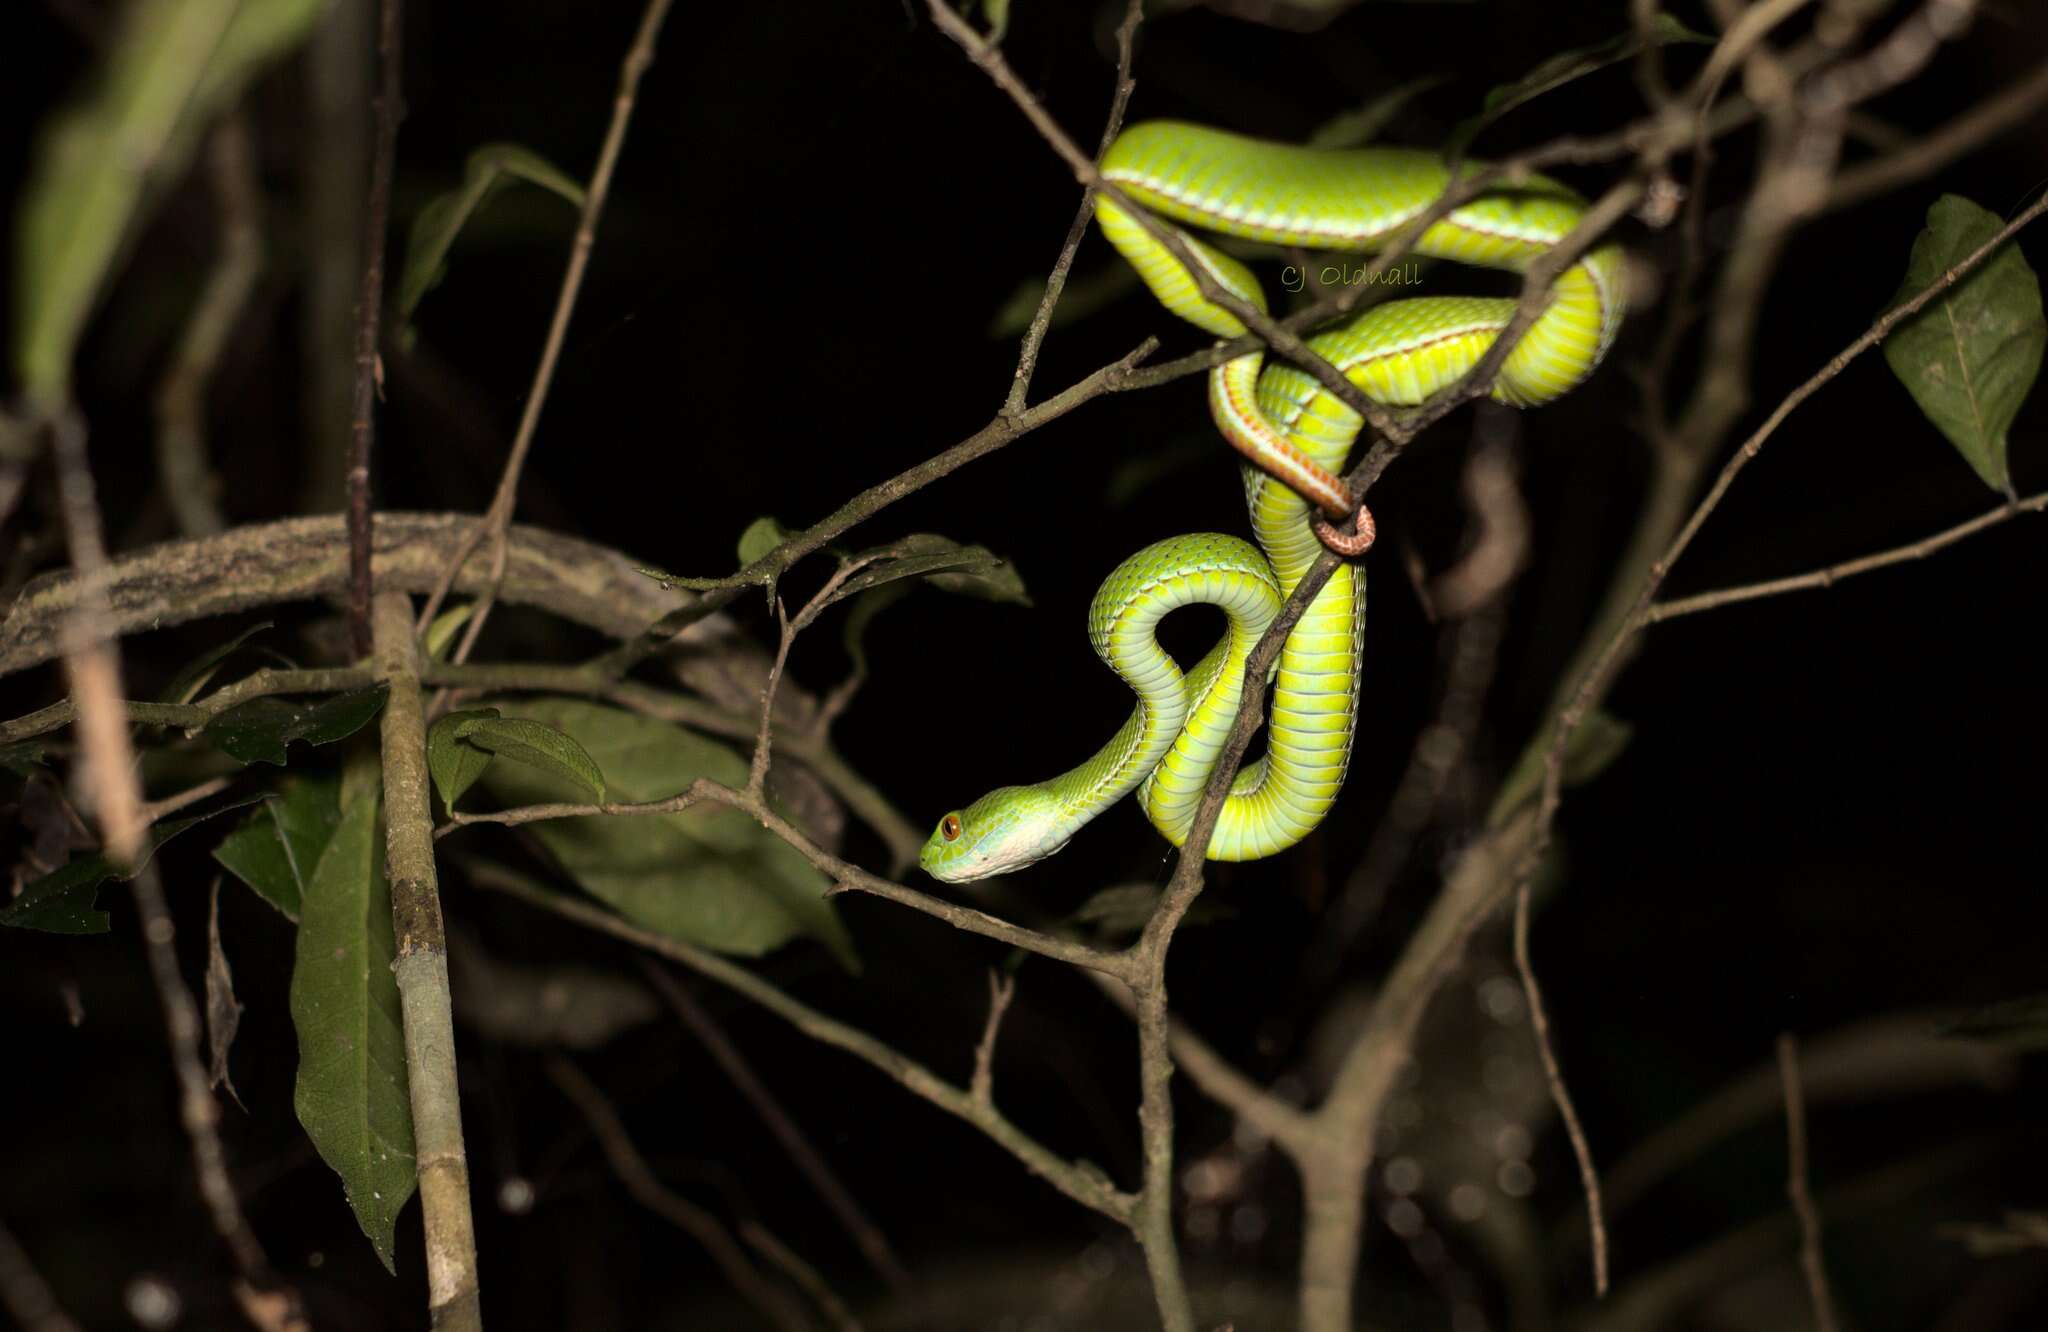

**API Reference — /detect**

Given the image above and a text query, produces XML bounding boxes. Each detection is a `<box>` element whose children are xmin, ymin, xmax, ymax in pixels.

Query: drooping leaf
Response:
<box><xmin>421</xmin><ymin>603</ymin><xmax>475</xmax><ymax>662</ymax></box>
<box><xmin>1883</xmin><ymin>194</ymin><xmax>2045</xmax><ymax>494</ymax></box>
<box><xmin>1</xmin><ymin>798</ymin><xmax>259</xmax><ymax>934</ymax></box>
<box><xmin>1445</xmin><ymin>14</ymin><xmax>1710</xmax><ymax>163</ymax></box>
<box><xmin>736</xmin><ymin>515</ymin><xmax>793</xmax><ymax>566</ymax></box>
<box><xmin>474</xmin><ymin>699</ymin><xmax>857</xmax><ymax>970</ymax></box>
<box><xmin>848</xmin><ymin>534</ymin><xmax>1032</xmax><ymax>606</ymax></box>
<box><xmin>454</xmin><ymin>714</ymin><xmax>605</xmax><ymax>803</ymax></box>
<box><xmin>1492</xmin><ymin>709</ymin><xmax>1636</xmax><ymax>823</ymax></box>
<box><xmin>290</xmin><ymin>784</ymin><xmax>415</xmax><ymax>1273</ymax></box>
<box><xmin>159</xmin><ymin>621</ymin><xmax>276</xmax><ymax>705</ymax></box>
<box><xmin>204</xmin><ymin>685</ymin><xmax>389</xmax><ymax>765</ymax></box>
<box><xmin>396</xmin><ymin>143</ymin><xmax>585</xmax><ymax>340</ymax></box>
<box><xmin>13</xmin><ymin>0</ymin><xmax>325</xmax><ymax>405</ymax></box>
<box><xmin>427</xmin><ymin>708</ymin><xmax>500</xmax><ymax>811</ymax></box>
<box><xmin>205</xmin><ymin>877</ymin><xmax>245</xmax><ymax>1110</ymax></box>
<box><xmin>210</xmin><ymin>773</ymin><xmax>340</xmax><ymax>920</ymax></box>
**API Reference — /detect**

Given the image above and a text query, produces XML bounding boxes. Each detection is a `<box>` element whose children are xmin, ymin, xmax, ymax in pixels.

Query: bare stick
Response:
<box><xmin>154</xmin><ymin>114</ymin><xmax>261</xmax><ymax>538</ymax></box>
<box><xmin>1777</xmin><ymin>1034</ymin><xmax>1840</xmax><ymax>1332</ymax></box>
<box><xmin>0</xmin><ymin>1219</ymin><xmax>82</xmax><ymax>1332</ymax></box>
<box><xmin>1826</xmin><ymin>59</ymin><xmax>2048</xmax><ymax>212</ymax></box>
<box><xmin>47</xmin><ymin>411</ymin><xmax>143</xmax><ymax>864</ymax></box>
<box><xmin>347</xmin><ymin>0</ymin><xmax>403</xmax><ymax>658</ymax></box>
<box><xmin>1003</xmin><ymin>0</ymin><xmax>1143</xmax><ymax>416</ymax></box>
<box><xmin>469</xmin><ymin>864</ymin><xmax>1136</xmax><ymax>1222</ymax></box>
<box><xmin>970</xmin><ymin>971</ymin><xmax>1017</xmax><ymax>1108</ymax></box>
<box><xmin>371</xmin><ymin>591</ymin><xmax>482</xmax><ymax>1328</ymax></box>
<box><xmin>1647</xmin><ymin>490</ymin><xmax>2048</xmax><ymax>623</ymax></box>
<box><xmin>133</xmin><ymin>861</ymin><xmax>310</xmax><ymax>1327</ymax></box>
<box><xmin>640</xmin><ymin>962</ymin><xmax>919</xmax><ymax>1310</ymax></box>
<box><xmin>1513</xmin><ymin>875</ymin><xmax>1608</xmax><ymax>1295</ymax></box>
<box><xmin>544</xmin><ymin>1056</ymin><xmax>817</xmax><ymax>1332</ymax></box>
<box><xmin>424</xmin><ymin>0</ymin><xmax>677</xmax><ymax>660</ymax></box>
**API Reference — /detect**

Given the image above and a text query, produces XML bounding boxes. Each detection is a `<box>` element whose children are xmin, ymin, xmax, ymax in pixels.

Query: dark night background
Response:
<box><xmin>4</xmin><ymin>0</ymin><xmax>2047</xmax><ymax>1328</ymax></box>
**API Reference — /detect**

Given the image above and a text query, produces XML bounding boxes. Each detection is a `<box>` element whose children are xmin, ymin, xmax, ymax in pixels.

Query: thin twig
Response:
<box><xmin>0</xmin><ymin>1219</ymin><xmax>82</xmax><ymax>1332</ymax></box>
<box><xmin>543</xmin><ymin>1055</ymin><xmax>817</xmax><ymax>1332</ymax></box>
<box><xmin>423</xmin><ymin>0</ymin><xmax>677</xmax><ymax>662</ymax></box>
<box><xmin>738</xmin><ymin>1222</ymin><xmax>867</xmax><ymax>1332</ymax></box>
<box><xmin>47</xmin><ymin>411</ymin><xmax>143</xmax><ymax>864</ymax></box>
<box><xmin>346</xmin><ymin>0</ymin><xmax>404</xmax><ymax>659</ymax></box>
<box><xmin>468</xmin><ymin>864</ymin><xmax>1136</xmax><ymax>1222</ymax></box>
<box><xmin>132</xmin><ymin>861</ymin><xmax>310</xmax><ymax>1327</ymax></box>
<box><xmin>1777</xmin><ymin>1034</ymin><xmax>1840</xmax><ymax>1332</ymax></box>
<box><xmin>1513</xmin><ymin>874</ymin><xmax>1608</xmax><ymax>1295</ymax></box>
<box><xmin>1647</xmin><ymin>491</ymin><xmax>2048</xmax><ymax>623</ymax></box>
<box><xmin>0</xmin><ymin>668</ymin><xmax>375</xmax><ymax>745</ymax></box>
<box><xmin>970</xmin><ymin>971</ymin><xmax>1016</xmax><ymax>1108</ymax></box>
<box><xmin>640</xmin><ymin>964</ymin><xmax>919</xmax><ymax>1313</ymax></box>
<box><xmin>154</xmin><ymin>113</ymin><xmax>261</xmax><ymax>538</ymax></box>
<box><xmin>442</xmin><ymin>776</ymin><xmax>1126</xmax><ymax>976</ymax></box>
<box><xmin>1003</xmin><ymin>0</ymin><xmax>1144</xmax><ymax>416</ymax></box>
<box><xmin>1826</xmin><ymin>58</ymin><xmax>2048</xmax><ymax>212</ymax></box>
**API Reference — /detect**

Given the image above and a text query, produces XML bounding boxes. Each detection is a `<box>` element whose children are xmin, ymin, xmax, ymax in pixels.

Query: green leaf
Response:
<box><xmin>422</xmin><ymin>603</ymin><xmax>475</xmax><ymax>662</ymax></box>
<box><xmin>427</xmin><ymin>708</ymin><xmax>500</xmax><ymax>811</ymax></box>
<box><xmin>13</xmin><ymin>0</ymin><xmax>324</xmax><ymax>405</ymax></box>
<box><xmin>473</xmin><ymin>699</ymin><xmax>856</xmax><ymax>971</ymax></box>
<box><xmin>851</xmin><ymin>534</ymin><xmax>1032</xmax><ymax>606</ymax></box>
<box><xmin>979</xmin><ymin>0</ymin><xmax>1010</xmax><ymax>42</ymax></box>
<box><xmin>987</xmin><ymin>264</ymin><xmax>1142</xmax><ymax>338</ymax></box>
<box><xmin>290</xmin><ymin>784</ymin><xmax>415</xmax><ymax>1273</ymax></box>
<box><xmin>1491</xmin><ymin>709</ymin><xmax>1635</xmax><ymax>823</ymax></box>
<box><xmin>736</xmin><ymin>515</ymin><xmax>793</xmax><ymax>566</ymax></box>
<box><xmin>1069</xmin><ymin>882</ymin><xmax>1237</xmax><ymax>941</ymax></box>
<box><xmin>396</xmin><ymin>143</ymin><xmax>585</xmax><ymax>338</ymax></box>
<box><xmin>205</xmin><ymin>685</ymin><xmax>389</xmax><ymax>765</ymax></box>
<box><xmin>1944</xmin><ymin>992</ymin><xmax>2048</xmax><ymax>1050</ymax></box>
<box><xmin>159</xmin><ymin>621</ymin><xmax>276</xmax><ymax>705</ymax></box>
<box><xmin>1446</xmin><ymin>14</ymin><xmax>1709</xmax><ymax>162</ymax></box>
<box><xmin>2</xmin><ymin>799</ymin><xmax>259</xmax><ymax>934</ymax></box>
<box><xmin>454</xmin><ymin>715</ymin><xmax>605</xmax><ymax>803</ymax></box>
<box><xmin>211</xmin><ymin>773</ymin><xmax>341</xmax><ymax>920</ymax></box>
<box><xmin>1883</xmin><ymin>194</ymin><xmax>2045</xmax><ymax>494</ymax></box>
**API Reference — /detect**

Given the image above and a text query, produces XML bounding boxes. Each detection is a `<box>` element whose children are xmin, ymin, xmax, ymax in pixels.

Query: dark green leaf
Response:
<box><xmin>849</xmin><ymin>534</ymin><xmax>1031</xmax><ymax>606</ymax></box>
<box><xmin>397</xmin><ymin>143</ymin><xmax>585</xmax><ymax>339</ymax></box>
<box><xmin>290</xmin><ymin>784</ymin><xmax>415</xmax><ymax>1273</ymax></box>
<box><xmin>454</xmin><ymin>714</ymin><xmax>605</xmax><ymax>802</ymax></box>
<box><xmin>2</xmin><ymin>799</ymin><xmax>259</xmax><ymax>934</ymax></box>
<box><xmin>427</xmin><ymin>708</ymin><xmax>500</xmax><ymax>811</ymax></box>
<box><xmin>1883</xmin><ymin>194</ymin><xmax>2045</xmax><ymax>494</ymax></box>
<box><xmin>159</xmin><ymin>621</ymin><xmax>274</xmax><ymax>705</ymax></box>
<box><xmin>1069</xmin><ymin>882</ymin><xmax>1237</xmax><ymax>941</ymax></box>
<box><xmin>474</xmin><ymin>699</ymin><xmax>856</xmax><ymax>970</ymax></box>
<box><xmin>736</xmin><ymin>515</ymin><xmax>793</xmax><ymax>566</ymax></box>
<box><xmin>1492</xmin><ymin>709</ymin><xmax>1635</xmax><ymax>823</ymax></box>
<box><xmin>1446</xmin><ymin>14</ymin><xmax>1709</xmax><ymax>162</ymax></box>
<box><xmin>210</xmin><ymin>773</ymin><xmax>340</xmax><ymax>920</ymax></box>
<box><xmin>204</xmin><ymin>685</ymin><xmax>389</xmax><ymax>765</ymax></box>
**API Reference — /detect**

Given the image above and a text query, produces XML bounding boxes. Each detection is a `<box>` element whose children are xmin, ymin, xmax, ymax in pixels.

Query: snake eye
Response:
<box><xmin>941</xmin><ymin>814</ymin><xmax>963</xmax><ymax>842</ymax></box>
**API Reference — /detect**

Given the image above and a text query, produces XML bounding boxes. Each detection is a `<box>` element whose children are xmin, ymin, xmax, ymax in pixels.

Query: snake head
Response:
<box><xmin>919</xmin><ymin>786</ymin><xmax>1071</xmax><ymax>883</ymax></box>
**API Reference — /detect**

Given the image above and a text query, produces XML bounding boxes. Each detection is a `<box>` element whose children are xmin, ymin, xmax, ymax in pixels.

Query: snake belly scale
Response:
<box><xmin>920</xmin><ymin>121</ymin><xmax>1626</xmax><ymax>883</ymax></box>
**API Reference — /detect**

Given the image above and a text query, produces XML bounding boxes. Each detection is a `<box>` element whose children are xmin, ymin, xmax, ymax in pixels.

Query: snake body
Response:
<box><xmin>920</xmin><ymin>121</ymin><xmax>1625</xmax><ymax>883</ymax></box>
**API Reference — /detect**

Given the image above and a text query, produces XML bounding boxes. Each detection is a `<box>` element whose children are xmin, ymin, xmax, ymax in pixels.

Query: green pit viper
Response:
<box><xmin>920</xmin><ymin>120</ymin><xmax>1625</xmax><ymax>883</ymax></box>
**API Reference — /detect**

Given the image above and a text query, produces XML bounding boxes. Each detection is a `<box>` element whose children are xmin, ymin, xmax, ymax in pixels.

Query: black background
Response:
<box><xmin>5</xmin><ymin>0</ymin><xmax>2047</xmax><ymax>1328</ymax></box>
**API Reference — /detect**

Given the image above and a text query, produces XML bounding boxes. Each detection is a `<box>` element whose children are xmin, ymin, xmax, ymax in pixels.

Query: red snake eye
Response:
<box><xmin>941</xmin><ymin>814</ymin><xmax>963</xmax><ymax>841</ymax></box>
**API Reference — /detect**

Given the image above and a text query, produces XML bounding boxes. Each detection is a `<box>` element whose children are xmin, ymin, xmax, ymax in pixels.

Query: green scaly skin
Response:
<box><xmin>921</xmin><ymin>121</ymin><xmax>1626</xmax><ymax>883</ymax></box>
